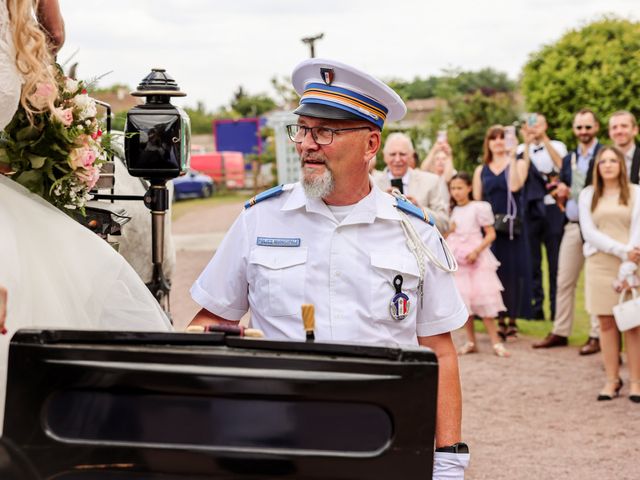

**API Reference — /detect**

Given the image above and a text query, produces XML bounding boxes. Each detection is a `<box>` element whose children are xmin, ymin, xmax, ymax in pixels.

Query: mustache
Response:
<box><xmin>301</xmin><ymin>153</ymin><xmax>327</xmax><ymax>163</ymax></box>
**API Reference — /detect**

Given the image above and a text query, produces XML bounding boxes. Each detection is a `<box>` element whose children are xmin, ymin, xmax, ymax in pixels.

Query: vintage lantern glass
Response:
<box><xmin>124</xmin><ymin>68</ymin><xmax>191</xmax><ymax>179</ymax></box>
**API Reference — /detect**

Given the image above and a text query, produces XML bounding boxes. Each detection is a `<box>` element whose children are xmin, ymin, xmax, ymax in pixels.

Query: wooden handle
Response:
<box><xmin>301</xmin><ymin>304</ymin><xmax>315</xmax><ymax>341</ymax></box>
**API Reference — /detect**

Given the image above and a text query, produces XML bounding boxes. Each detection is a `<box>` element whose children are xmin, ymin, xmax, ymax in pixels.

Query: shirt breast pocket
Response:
<box><xmin>369</xmin><ymin>251</ymin><xmax>421</xmax><ymax>322</ymax></box>
<box><xmin>249</xmin><ymin>246</ymin><xmax>308</xmax><ymax>317</ymax></box>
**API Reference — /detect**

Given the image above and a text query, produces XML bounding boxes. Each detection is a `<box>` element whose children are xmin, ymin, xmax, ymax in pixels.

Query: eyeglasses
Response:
<box><xmin>286</xmin><ymin>124</ymin><xmax>372</xmax><ymax>145</ymax></box>
<box><xmin>574</xmin><ymin>125</ymin><xmax>593</xmax><ymax>130</ymax></box>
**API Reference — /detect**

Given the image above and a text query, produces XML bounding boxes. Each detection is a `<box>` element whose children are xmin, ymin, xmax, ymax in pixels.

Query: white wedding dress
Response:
<box><xmin>0</xmin><ymin>1</ymin><xmax>22</xmax><ymax>131</ymax></box>
<box><xmin>0</xmin><ymin>1</ymin><xmax>172</xmax><ymax>433</ymax></box>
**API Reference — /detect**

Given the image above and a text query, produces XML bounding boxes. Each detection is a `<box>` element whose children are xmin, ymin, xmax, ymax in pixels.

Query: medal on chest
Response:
<box><xmin>389</xmin><ymin>274</ymin><xmax>410</xmax><ymax>321</ymax></box>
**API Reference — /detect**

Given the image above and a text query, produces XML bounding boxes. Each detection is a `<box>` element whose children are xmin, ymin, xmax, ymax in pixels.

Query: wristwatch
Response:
<box><xmin>435</xmin><ymin>442</ymin><xmax>469</xmax><ymax>454</ymax></box>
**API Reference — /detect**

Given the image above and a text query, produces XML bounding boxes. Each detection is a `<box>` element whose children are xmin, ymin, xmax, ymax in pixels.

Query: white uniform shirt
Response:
<box><xmin>191</xmin><ymin>182</ymin><xmax>467</xmax><ymax>346</ymax></box>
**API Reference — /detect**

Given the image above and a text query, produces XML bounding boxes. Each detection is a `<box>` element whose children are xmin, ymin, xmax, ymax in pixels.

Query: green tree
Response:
<box><xmin>441</xmin><ymin>92</ymin><xmax>519</xmax><ymax>172</ymax></box>
<box><xmin>521</xmin><ymin>16</ymin><xmax>640</xmax><ymax>146</ymax></box>
<box><xmin>388</xmin><ymin>68</ymin><xmax>515</xmax><ymax>100</ymax></box>
<box><xmin>270</xmin><ymin>75</ymin><xmax>299</xmax><ymax>109</ymax></box>
<box><xmin>378</xmin><ymin>68</ymin><xmax>519</xmax><ymax>172</ymax></box>
<box><xmin>229</xmin><ymin>86</ymin><xmax>277</xmax><ymax>117</ymax></box>
<box><xmin>184</xmin><ymin>101</ymin><xmax>216</xmax><ymax>134</ymax></box>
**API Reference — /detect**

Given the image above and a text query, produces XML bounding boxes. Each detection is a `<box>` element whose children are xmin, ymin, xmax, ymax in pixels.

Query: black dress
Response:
<box><xmin>481</xmin><ymin>163</ymin><xmax>532</xmax><ymax>319</ymax></box>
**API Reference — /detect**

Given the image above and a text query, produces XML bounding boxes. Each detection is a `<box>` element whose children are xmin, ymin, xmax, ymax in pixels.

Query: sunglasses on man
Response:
<box><xmin>574</xmin><ymin>125</ymin><xmax>593</xmax><ymax>130</ymax></box>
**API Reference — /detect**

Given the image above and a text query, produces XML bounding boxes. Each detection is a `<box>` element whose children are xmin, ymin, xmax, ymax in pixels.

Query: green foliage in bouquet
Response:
<box><xmin>0</xmin><ymin>68</ymin><xmax>107</xmax><ymax>214</ymax></box>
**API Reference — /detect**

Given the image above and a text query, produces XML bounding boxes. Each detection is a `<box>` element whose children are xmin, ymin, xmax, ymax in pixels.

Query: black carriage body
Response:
<box><xmin>2</xmin><ymin>330</ymin><xmax>438</xmax><ymax>479</ymax></box>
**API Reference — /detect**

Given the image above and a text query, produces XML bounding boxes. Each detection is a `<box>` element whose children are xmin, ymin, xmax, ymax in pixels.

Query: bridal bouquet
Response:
<box><xmin>0</xmin><ymin>69</ymin><xmax>107</xmax><ymax>214</ymax></box>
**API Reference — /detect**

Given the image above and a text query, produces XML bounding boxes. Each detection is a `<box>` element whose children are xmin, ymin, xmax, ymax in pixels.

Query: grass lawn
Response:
<box><xmin>171</xmin><ymin>190</ymin><xmax>250</xmax><ymax>221</ymax></box>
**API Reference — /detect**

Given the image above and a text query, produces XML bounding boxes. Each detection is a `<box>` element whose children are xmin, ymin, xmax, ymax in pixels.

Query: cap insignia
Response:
<box><xmin>320</xmin><ymin>68</ymin><xmax>334</xmax><ymax>85</ymax></box>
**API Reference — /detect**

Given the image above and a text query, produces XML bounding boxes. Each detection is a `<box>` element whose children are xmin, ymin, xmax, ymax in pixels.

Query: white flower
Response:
<box><xmin>74</xmin><ymin>94</ymin><xmax>98</xmax><ymax>120</ymax></box>
<box><xmin>64</xmin><ymin>78</ymin><xmax>79</xmax><ymax>94</ymax></box>
<box><xmin>74</xmin><ymin>93</ymin><xmax>91</xmax><ymax>109</ymax></box>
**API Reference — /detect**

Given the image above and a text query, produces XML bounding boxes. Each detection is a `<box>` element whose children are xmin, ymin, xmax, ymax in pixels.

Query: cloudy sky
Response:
<box><xmin>58</xmin><ymin>0</ymin><xmax>638</xmax><ymax>111</ymax></box>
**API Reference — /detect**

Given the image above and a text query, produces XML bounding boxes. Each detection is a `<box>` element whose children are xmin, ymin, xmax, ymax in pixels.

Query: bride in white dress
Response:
<box><xmin>0</xmin><ymin>0</ymin><xmax>172</xmax><ymax>433</ymax></box>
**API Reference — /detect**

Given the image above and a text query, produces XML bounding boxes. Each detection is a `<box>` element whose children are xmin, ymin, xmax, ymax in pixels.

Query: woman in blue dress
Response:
<box><xmin>473</xmin><ymin>125</ymin><xmax>532</xmax><ymax>339</ymax></box>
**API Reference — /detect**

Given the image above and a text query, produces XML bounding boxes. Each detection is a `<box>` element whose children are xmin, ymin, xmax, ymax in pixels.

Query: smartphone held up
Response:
<box><xmin>504</xmin><ymin>125</ymin><xmax>517</xmax><ymax>151</ymax></box>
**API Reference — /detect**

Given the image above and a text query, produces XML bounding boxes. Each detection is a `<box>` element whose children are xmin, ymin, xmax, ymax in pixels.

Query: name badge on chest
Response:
<box><xmin>256</xmin><ymin>236</ymin><xmax>301</xmax><ymax>247</ymax></box>
<box><xmin>389</xmin><ymin>274</ymin><xmax>410</xmax><ymax>321</ymax></box>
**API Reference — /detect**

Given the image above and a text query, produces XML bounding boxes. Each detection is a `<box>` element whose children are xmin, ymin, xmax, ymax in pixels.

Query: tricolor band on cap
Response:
<box><xmin>300</xmin><ymin>82</ymin><xmax>389</xmax><ymax>130</ymax></box>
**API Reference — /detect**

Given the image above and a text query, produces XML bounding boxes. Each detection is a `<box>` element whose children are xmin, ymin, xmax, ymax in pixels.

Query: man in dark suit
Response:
<box><xmin>609</xmin><ymin>110</ymin><xmax>640</xmax><ymax>184</ymax></box>
<box><xmin>533</xmin><ymin>108</ymin><xmax>602</xmax><ymax>353</ymax></box>
<box><xmin>518</xmin><ymin>114</ymin><xmax>568</xmax><ymax>321</ymax></box>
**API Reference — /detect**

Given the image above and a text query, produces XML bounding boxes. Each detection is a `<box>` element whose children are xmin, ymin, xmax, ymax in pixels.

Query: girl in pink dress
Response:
<box><xmin>447</xmin><ymin>172</ymin><xmax>510</xmax><ymax>357</ymax></box>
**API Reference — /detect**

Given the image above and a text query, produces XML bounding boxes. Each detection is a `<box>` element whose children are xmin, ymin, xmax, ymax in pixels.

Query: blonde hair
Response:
<box><xmin>421</xmin><ymin>144</ymin><xmax>454</xmax><ymax>181</ymax></box>
<box><xmin>8</xmin><ymin>0</ymin><xmax>57</xmax><ymax>121</ymax></box>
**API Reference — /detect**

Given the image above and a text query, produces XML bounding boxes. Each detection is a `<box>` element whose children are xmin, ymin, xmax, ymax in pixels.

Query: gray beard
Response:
<box><xmin>301</xmin><ymin>166</ymin><xmax>335</xmax><ymax>198</ymax></box>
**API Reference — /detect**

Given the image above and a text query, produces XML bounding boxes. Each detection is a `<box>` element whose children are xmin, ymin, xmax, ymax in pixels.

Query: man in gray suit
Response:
<box><xmin>372</xmin><ymin>132</ymin><xmax>449</xmax><ymax>231</ymax></box>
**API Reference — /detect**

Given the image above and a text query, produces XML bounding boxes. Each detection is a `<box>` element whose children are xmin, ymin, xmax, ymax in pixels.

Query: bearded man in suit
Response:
<box><xmin>372</xmin><ymin>132</ymin><xmax>449</xmax><ymax>231</ymax></box>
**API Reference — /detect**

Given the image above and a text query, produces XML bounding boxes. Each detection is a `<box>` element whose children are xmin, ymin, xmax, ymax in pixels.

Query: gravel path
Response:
<box><xmin>455</xmin><ymin>330</ymin><xmax>640</xmax><ymax>479</ymax></box>
<box><xmin>171</xmin><ymin>199</ymin><xmax>640</xmax><ymax>479</ymax></box>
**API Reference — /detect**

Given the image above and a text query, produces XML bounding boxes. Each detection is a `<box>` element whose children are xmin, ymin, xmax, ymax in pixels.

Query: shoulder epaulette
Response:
<box><xmin>395</xmin><ymin>198</ymin><xmax>435</xmax><ymax>226</ymax></box>
<box><xmin>244</xmin><ymin>184</ymin><xmax>289</xmax><ymax>209</ymax></box>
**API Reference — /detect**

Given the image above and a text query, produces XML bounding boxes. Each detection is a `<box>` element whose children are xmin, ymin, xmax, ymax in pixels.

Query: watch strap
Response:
<box><xmin>435</xmin><ymin>442</ymin><xmax>469</xmax><ymax>454</ymax></box>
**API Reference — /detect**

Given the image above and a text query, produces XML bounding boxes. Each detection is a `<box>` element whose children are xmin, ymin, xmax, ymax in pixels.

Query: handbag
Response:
<box><xmin>613</xmin><ymin>288</ymin><xmax>640</xmax><ymax>331</ymax></box>
<box><xmin>494</xmin><ymin>165</ymin><xmax>521</xmax><ymax>239</ymax></box>
<box><xmin>494</xmin><ymin>213</ymin><xmax>522</xmax><ymax>236</ymax></box>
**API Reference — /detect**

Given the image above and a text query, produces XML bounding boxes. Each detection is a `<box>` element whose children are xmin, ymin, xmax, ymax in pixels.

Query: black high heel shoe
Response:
<box><xmin>630</xmin><ymin>380</ymin><xmax>640</xmax><ymax>403</ymax></box>
<box><xmin>597</xmin><ymin>378</ymin><xmax>623</xmax><ymax>401</ymax></box>
<box><xmin>497</xmin><ymin>321</ymin><xmax>507</xmax><ymax>342</ymax></box>
<box><xmin>505</xmin><ymin>322</ymin><xmax>518</xmax><ymax>338</ymax></box>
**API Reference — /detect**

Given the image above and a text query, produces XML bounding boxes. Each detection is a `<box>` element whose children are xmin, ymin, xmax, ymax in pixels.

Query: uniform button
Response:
<box><xmin>335</xmin><ymin>271</ymin><xmax>341</xmax><ymax>277</ymax></box>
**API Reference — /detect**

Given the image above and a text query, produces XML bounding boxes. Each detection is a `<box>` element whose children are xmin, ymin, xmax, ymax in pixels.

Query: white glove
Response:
<box><xmin>433</xmin><ymin>451</ymin><xmax>470</xmax><ymax>480</ymax></box>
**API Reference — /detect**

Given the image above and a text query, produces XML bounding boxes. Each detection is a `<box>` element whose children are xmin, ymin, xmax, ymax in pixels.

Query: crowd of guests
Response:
<box><xmin>372</xmin><ymin>109</ymin><xmax>640</xmax><ymax>403</ymax></box>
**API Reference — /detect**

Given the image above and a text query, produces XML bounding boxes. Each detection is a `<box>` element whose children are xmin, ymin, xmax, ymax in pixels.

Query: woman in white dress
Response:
<box><xmin>1</xmin><ymin>0</ymin><xmax>172</xmax><ymax>433</ymax></box>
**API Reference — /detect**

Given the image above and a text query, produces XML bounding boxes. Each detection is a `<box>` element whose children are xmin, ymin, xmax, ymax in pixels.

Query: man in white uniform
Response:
<box><xmin>372</xmin><ymin>132</ymin><xmax>449</xmax><ymax>232</ymax></box>
<box><xmin>190</xmin><ymin>58</ymin><xmax>469</xmax><ymax>479</ymax></box>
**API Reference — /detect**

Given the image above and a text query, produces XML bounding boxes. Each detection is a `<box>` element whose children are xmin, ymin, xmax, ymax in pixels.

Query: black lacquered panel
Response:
<box><xmin>47</xmin><ymin>390</ymin><xmax>392</xmax><ymax>453</ymax></box>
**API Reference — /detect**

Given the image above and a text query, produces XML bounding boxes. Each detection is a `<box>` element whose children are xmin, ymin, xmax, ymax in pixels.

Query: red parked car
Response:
<box><xmin>190</xmin><ymin>150</ymin><xmax>245</xmax><ymax>189</ymax></box>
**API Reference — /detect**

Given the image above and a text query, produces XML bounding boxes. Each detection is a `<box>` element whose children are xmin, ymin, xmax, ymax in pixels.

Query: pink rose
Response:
<box><xmin>69</xmin><ymin>147</ymin><xmax>97</xmax><ymax>169</ymax></box>
<box><xmin>76</xmin><ymin>166</ymin><xmax>100</xmax><ymax>190</ymax></box>
<box><xmin>53</xmin><ymin>107</ymin><xmax>74</xmax><ymax>127</ymax></box>
<box><xmin>31</xmin><ymin>82</ymin><xmax>57</xmax><ymax>108</ymax></box>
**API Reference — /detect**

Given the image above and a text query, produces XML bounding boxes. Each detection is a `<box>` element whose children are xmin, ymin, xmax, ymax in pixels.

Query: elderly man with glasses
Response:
<box><xmin>189</xmin><ymin>58</ymin><xmax>470</xmax><ymax>479</ymax></box>
<box><xmin>533</xmin><ymin>108</ymin><xmax>603</xmax><ymax>354</ymax></box>
<box><xmin>371</xmin><ymin>132</ymin><xmax>449</xmax><ymax>232</ymax></box>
